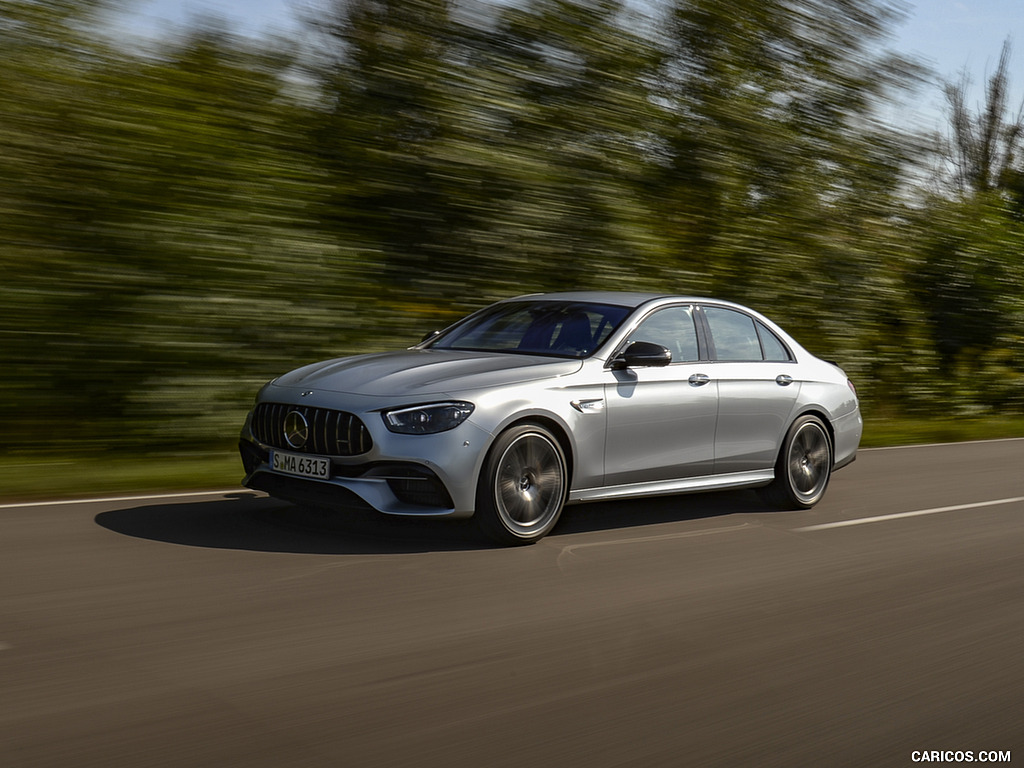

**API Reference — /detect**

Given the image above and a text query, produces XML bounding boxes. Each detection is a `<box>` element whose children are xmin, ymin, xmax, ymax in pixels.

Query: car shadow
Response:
<box><xmin>94</xmin><ymin>489</ymin><xmax>768</xmax><ymax>556</ymax></box>
<box><xmin>560</xmin><ymin>489</ymin><xmax>766</xmax><ymax>536</ymax></box>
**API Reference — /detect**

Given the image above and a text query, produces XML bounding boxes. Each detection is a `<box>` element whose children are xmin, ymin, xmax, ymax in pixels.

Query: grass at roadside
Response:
<box><xmin>1</xmin><ymin>416</ymin><xmax>1023</xmax><ymax>504</ymax></box>
<box><xmin>861</xmin><ymin>415</ymin><xmax>1024</xmax><ymax>448</ymax></box>
<box><xmin>0</xmin><ymin>451</ymin><xmax>243</xmax><ymax>503</ymax></box>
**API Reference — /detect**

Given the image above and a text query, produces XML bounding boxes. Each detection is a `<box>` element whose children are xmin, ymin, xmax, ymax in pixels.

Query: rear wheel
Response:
<box><xmin>760</xmin><ymin>415</ymin><xmax>832</xmax><ymax>509</ymax></box>
<box><xmin>475</xmin><ymin>424</ymin><xmax>568</xmax><ymax>546</ymax></box>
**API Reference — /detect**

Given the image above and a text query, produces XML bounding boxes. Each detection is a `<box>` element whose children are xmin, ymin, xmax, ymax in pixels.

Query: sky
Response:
<box><xmin>127</xmin><ymin>0</ymin><xmax>1024</xmax><ymax>131</ymax></box>
<box><xmin>129</xmin><ymin>0</ymin><xmax>302</xmax><ymax>37</ymax></box>
<box><xmin>894</xmin><ymin>0</ymin><xmax>1023</xmax><ymax>127</ymax></box>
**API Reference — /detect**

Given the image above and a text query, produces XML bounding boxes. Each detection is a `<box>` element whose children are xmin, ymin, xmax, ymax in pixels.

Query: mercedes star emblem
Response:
<box><xmin>283</xmin><ymin>410</ymin><xmax>309</xmax><ymax>449</ymax></box>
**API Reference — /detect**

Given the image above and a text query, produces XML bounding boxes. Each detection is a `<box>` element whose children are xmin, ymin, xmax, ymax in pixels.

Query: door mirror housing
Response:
<box><xmin>611</xmin><ymin>341</ymin><xmax>672</xmax><ymax>370</ymax></box>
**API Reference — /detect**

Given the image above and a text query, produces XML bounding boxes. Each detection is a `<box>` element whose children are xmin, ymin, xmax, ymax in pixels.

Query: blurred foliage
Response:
<box><xmin>1</xmin><ymin>0</ymin><xmax>1023</xmax><ymax>461</ymax></box>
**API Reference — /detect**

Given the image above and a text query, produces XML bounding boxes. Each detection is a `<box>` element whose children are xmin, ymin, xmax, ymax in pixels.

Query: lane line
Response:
<box><xmin>863</xmin><ymin>436</ymin><xmax>1024</xmax><ymax>451</ymax></box>
<box><xmin>0</xmin><ymin>489</ymin><xmax>247</xmax><ymax>510</ymax></box>
<box><xmin>794</xmin><ymin>496</ymin><xmax>1024</xmax><ymax>532</ymax></box>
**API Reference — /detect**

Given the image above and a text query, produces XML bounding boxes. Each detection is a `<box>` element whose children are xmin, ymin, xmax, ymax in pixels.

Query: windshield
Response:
<box><xmin>428</xmin><ymin>301</ymin><xmax>632</xmax><ymax>358</ymax></box>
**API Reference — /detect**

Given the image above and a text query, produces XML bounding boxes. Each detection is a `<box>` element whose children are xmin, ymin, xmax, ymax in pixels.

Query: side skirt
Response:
<box><xmin>569</xmin><ymin>470</ymin><xmax>775</xmax><ymax>505</ymax></box>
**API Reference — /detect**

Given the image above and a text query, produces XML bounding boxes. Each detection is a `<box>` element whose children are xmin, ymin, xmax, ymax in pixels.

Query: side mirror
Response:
<box><xmin>611</xmin><ymin>341</ymin><xmax>672</xmax><ymax>370</ymax></box>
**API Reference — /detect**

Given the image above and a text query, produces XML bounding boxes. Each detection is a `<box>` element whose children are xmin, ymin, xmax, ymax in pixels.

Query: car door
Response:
<box><xmin>700</xmin><ymin>306</ymin><xmax>801</xmax><ymax>474</ymax></box>
<box><xmin>603</xmin><ymin>305</ymin><xmax>719</xmax><ymax>485</ymax></box>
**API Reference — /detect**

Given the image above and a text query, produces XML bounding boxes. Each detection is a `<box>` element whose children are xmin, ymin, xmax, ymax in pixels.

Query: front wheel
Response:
<box><xmin>760</xmin><ymin>415</ymin><xmax>833</xmax><ymax>509</ymax></box>
<box><xmin>475</xmin><ymin>424</ymin><xmax>568</xmax><ymax>546</ymax></box>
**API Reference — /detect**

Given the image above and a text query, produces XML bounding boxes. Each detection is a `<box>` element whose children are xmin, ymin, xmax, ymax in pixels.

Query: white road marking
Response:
<box><xmin>794</xmin><ymin>496</ymin><xmax>1024</xmax><ymax>532</ymax></box>
<box><xmin>863</xmin><ymin>436</ymin><xmax>1024</xmax><ymax>451</ymax></box>
<box><xmin>0</xmin><ymin>489</ymin><xmax>247</xmax><ymax>511</ymax></box>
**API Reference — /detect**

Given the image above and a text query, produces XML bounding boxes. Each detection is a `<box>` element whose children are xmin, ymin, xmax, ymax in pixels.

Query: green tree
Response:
<box><xmin>653</xmin><ymin>0</ymin><xmax>918</xmax><ymax>298</ymax></box>
<box><xmin>306</xmin><ymin>0</ymin><xmax>667</xmax><ymax>310</ymax></box>
<box><xmin>466</xmin><ymin>0</ymin><xmax>667</xmax><ymax>293</ymax></box>
<box><xmin>1</xmin><ymin>5</ymin><xmax>345</xmax><ymax>450</ymax></box>
<box><xmin>307</xmin><ymin>0</ymin><xmax>475</xmax><ymax>306</ymax></box>
<box><xmin>0</xmin><ymin>0</ymin><xmax>125</xmax><ymax>449</ymax></box>
<box><xmin>942</xmin><ymin>40</ymin><xmax>1024</xmax><ymax>196</ymax></box>
<box><xmin>911</xmin><ymin>39</ymin><xmax>1024</xmax><ymax>398</ymax></box>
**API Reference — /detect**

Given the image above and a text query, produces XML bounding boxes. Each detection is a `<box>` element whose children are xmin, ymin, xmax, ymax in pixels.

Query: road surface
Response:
<box><xmin>1</xmin><ymin>440</ymin><xmax>1022</xmax><ymax>767</ymax></box>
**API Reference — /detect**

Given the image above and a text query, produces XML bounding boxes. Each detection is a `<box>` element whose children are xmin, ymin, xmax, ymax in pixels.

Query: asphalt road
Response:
<box><xmin>2</xmin><ymin>439</ymin><xmax>1023</xmax><ymax>767</ymax></box>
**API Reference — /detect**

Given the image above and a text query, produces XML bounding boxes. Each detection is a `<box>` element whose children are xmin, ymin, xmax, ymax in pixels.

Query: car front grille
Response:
<box><xmin>251</xmin><ymin>402</ymin><xmax>373</xmax><ymax>457</ymax></box>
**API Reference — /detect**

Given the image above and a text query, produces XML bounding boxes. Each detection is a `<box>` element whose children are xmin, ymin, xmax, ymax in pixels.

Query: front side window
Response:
<box><xmin>629</xmin><ymin>305</ymin><xmax>699</xmax><ymax>362</ymax></box>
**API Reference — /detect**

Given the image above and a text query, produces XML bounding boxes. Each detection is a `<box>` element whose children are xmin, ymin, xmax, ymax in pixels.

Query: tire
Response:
<box><xmin>475</xmin><ymin>424</ymin><xmax>569</xmax><ymax>546</ymax></box>
<box><xmin>759</xmin><ymin>414</ymin><xmax>833</xmax><ymax>509</ymax></box>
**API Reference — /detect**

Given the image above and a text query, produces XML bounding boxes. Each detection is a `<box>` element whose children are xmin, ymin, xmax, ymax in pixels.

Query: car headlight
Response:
<box><xmin>382</xmin><ymin>402</ymin><xmax>475</xmax><ymax>434</ymax></box>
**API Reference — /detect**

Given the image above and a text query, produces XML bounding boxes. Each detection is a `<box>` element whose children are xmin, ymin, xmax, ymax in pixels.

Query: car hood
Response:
<box><xmin>273</xmin><ymin>349</ymin><xmax>584</xmax><ymax>397</ymax></box>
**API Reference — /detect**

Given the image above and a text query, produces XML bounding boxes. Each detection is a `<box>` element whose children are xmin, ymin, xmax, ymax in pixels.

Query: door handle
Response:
<box><xmin>776</xmin><ymin>374</ymin><xmax>794</xmax><ymax>386</ymax></box>
<box><xmin>688</xmin><ymin>373</ymin><xmax>711</xmax><ymax>386</ymax></box>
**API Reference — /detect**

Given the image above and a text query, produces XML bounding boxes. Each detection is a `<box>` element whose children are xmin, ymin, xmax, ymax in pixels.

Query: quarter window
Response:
<box><xmin>757</xmin><ymin>322</ymin><xmax>792</xmax><ymax>362</ymax></box>
<box><xmin>630</xmin><ymin>306</ymin><xmax>699</xmax><ymax>362</ymax></box>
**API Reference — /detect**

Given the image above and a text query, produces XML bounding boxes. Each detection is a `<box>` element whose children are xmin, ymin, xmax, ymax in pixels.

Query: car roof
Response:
<box><xmin>505</xmin><ymin>291</ymin><xmax>720</xmax><ymax>309</ymax></box>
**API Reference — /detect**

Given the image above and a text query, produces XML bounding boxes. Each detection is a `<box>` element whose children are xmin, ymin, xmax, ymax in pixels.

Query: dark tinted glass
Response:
<box><xmin>704</xmin><ymin>307</ymin><xmax>763</xmax><ymax>361</ymax></box>
<box><xmin>631</xmin><ymin>305</ymin><xmax>699</xmax><ymax>362</ymax></box>
<box><xmin>431</xmin><ymin>301</ymin><xmax>632</xmax><ymax>358</ymax></box>
<box><xmin>757</xmin><ymin>322</ymin><xmax>792</xmax><ymax>362</ymax></box>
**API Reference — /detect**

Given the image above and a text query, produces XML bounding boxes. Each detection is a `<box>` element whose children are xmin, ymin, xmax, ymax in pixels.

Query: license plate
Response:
<box><xmin>271</xmin><ymin>450</ymin><xmax>330</xmax><ymax>480</ymax></box>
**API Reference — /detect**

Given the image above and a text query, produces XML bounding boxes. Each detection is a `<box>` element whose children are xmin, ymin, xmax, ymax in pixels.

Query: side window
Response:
<box><xmin>631</xmin><ymin>306</ymin><xmax>699</xmax><ymax>362</ymax></box>
<box><xmin>704</xmin><ymin>307</ymin><xmax>763</xmax><ymax>361</ymax></box>
<box><xmin>757</xmin><ymin>322</ymin><xmax>792</xmax><ymax>362</ymax></box>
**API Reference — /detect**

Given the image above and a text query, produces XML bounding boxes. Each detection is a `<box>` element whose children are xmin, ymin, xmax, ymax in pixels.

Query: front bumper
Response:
<box><xmin>239</xmin><ymin>412</ymin><xmax>491</xmax><ymax>518</ymax></box>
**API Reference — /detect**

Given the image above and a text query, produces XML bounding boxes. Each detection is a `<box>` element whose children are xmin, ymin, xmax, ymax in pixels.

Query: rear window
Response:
<box><xmin>704</xmin><ymin>307</ymin><xmax>793</xmax><ymax>362</ymax></box>
<box><xmin>704</xmin><ymin>307</ymin><xmax>762</xmax><ymax>361</ymax></box>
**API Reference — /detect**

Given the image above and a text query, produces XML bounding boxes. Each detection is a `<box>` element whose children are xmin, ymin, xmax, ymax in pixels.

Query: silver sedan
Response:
<box><xmin>239</xmin><ymin>292</ymin><xmax>862</xmax><ymax>545</ymax></box>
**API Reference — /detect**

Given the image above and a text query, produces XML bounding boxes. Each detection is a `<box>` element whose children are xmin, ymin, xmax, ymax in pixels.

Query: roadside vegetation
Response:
<box><xmin>2</xmin><ymin>0</ymin><xmax>1024</xmax><ymax>500</ymax></box>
